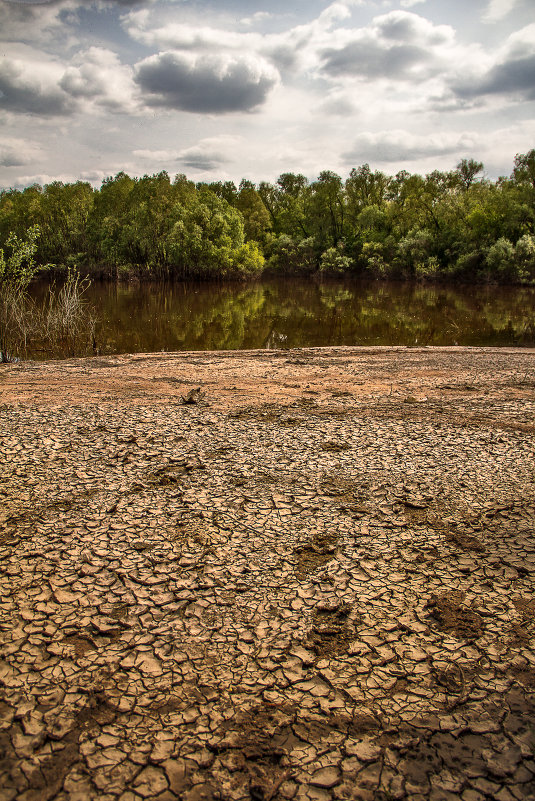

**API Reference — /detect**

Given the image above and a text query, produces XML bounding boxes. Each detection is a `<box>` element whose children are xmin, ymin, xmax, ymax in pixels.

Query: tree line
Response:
<box><xmin>0</xmin><ymin>150</ymin><xmax>534</xmax><ymax>284</ymax></box>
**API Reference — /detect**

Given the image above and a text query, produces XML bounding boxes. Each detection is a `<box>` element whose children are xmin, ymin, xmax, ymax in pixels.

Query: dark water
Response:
<box><xmin>31</xmin><ymin>277</ymin><xmax>535</xmax><ymax>356</ymax></box>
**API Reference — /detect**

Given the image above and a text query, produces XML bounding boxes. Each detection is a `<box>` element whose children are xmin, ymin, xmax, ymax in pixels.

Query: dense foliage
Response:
<box><xmin>1</xmin><ymin>151</ymin><xmax>534</xmax><ymax>284</ymax></box>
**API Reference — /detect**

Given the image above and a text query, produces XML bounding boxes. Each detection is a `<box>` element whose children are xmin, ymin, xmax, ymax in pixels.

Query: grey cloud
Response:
<box><xmin>453</xmin><ymin>54</ymin><xmax>535</xmax><ymax>100</ymax></box>
<box><xmin>0</xmin><ymin>137</ymin><xmax>40</xmax><ymax>167</ymax></box>
<box><xmin>4</xmin><ymin>1</ymin><xmax>145</xmax><ymax>5</ymax></box>
<box><xmin>342</xmin><ymin>132</ymin><xmax>470</xmax><ymax>163</ymax></box>
<box><xmin>0</xmin><ymin>60</ymin><xmax>74</xmax><ymax>115</ymax></box>
<box><xmin>376</xmin><ymin>14</ymin><xmax>421</xmax><ymax>41</ymax></box>
<box><xmin>0</xmin><ymin>149</ymin><xmax>28</xmax><ymax>167</ymax></box>
<box><xmin>265</xmin><ymin>43</ymin><xmax>300</xmax><ymax>72</ymax></box>
<box><xmin>180</xmin><ymin>155</ymin><xmax>225</xmax><ymax>171</ymax></box>
<box><xmin>375</xmin><ymin>12</ymin><xmax>449</xmax><ymax>45</ymax></box>
<box><xmin>134</xmin><ymin>52</ymin><xmax>278</xmax><ymax>113</ymax></box>
<box><xmin>60</xmin><ymin>68</ymin><xmax>100</xmax><ymax>98</ymax></box>
<box><xmin>320</xmin><ymin>40</ymin><xmax>431</xmax><ymax>80</ymax></box>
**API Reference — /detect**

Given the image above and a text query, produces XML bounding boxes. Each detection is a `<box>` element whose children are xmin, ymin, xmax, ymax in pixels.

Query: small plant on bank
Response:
<box><xmin>38</xmin><ymin>268</ymin><xmax>97</xmax><ymax>358</ymax></box>
<box><xmin>0</xmin><ymin>227</ymin><xmax>97</xmax><ymax>361</ymax></box>
<box><xmin>0</xmin><ymin>226</ymin><xmax>40</xmax><ymax>362</ymax></box>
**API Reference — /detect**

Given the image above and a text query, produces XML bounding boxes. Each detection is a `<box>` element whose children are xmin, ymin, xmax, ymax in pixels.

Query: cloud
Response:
<box><xmin>133</xmin><ymin>148</ymin><xmax>179</xmax><ymax>162</ymax></box>
<box><xmin>483</xmin><ymin>0</ymin><xmax>518</xmax><ymax>23</ymax></box>
<box><xmin>8</xmin><ymin>172</ymin><xmax>76</xmax><ymax>190</ymax></box>
<box><xmin>400</xmin><ymin>0</ymin><xmax>427</xmax><ymax>7</ymax></box>
<box><xmin>452</xmin><ymin>24</ymin><xmax>535</xmax><ymax>100</ymax></box>
<box><xmin>59</xmin><ymin>47</ymin><xmax>137</xmax><ymax>112</ymax></box>
<box><xmin>0</xmin><ymin>57</ymin><xmax>74</xmax><ymax>115</ymax></box>
<box><xmin>318</xmin><ymin>89</ymin><xmax>357</xmax><ymax>115</ymax></box>
<box><xmin>134</xmin><ymin>51</ymin><xmax>279</xmax><ymax>113</ymax></box>
<box><xmin>240</xmin><ymin>11</ymin><xmax>273</xmax><ymax>28</ymax></box>
<box><xmin>318</xmin><ymin>11</ymin><xmax>456</xmax><ymax>82</ymax></box>
<box><xmin>321</xmin><ymin>40</ymin><xmax>431</xmax><ymax>79</ymax></box>
<box><xmin>133</xmin><ymin>137</ymin><xmax>240</xmax><ymax>171</ymax></box>
<box><xmin>342</xmin><ymin>129</ymin><xmax>480</xmax><ymax>163</ymax></box>
<box><xmin>177</xmin><ymin>137</ymin><xmax>239</xmax><ymax>171</ymax></box>
<box><xmin>122</xmin><ymin>3</ymin><xmax>361</xmax><ymax>76</ymax></box>
<box><xmin>0</xmin><ymin>137</ymin><xmax>41</xmax><ymax>167</ymax></box>
<box><xmin>0</xmin><ymin>46</ymin><xmax>138</xmax><ymax>118</ymax></box>
<box><xmin>0</xmin><ymin>0</ymin><xmax>80</xmax><ymax>45</ymax></box>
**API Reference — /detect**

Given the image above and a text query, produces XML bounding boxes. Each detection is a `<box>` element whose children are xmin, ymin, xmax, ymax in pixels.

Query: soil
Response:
<box><xmin>1</xmin><ymin>345</ymin><xmax>535</xmax><ymax>801</ymax></box>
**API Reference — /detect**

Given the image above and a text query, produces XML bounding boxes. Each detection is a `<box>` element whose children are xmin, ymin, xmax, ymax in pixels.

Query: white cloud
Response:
<box><xmin>60</xmin><ymin>47</ymin><xmax>138</xmax><ymax>113</ymax></box>
<box><xmin>9</xmin><ymin>172</ymin><xmax>78</xmax><ymax>190</ymax></box>
<box><xmin>0</xmin><ymin>0</ymin><xmax>533</xmax><ymax>188</ymax></box>
<box><xmin>240</xmin><ymin>12</ymin><xmax>273</xmax><ymax>28</ymax></box>
<box><xmin>0</xmin><ymin>137</ymin><xmax>41</xmax><ymax>168</ymax></box>
<box><xmin>133</xmin><ymin>149</ymin><xmax>179</xmax><ymax>162</ymax></box>
<box><xmin>483</xmin><ymin>0</ymin><xmax>519</xmax><ymax>23</ymax></box>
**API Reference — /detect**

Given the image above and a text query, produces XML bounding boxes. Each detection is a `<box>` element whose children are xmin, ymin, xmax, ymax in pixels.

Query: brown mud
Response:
<box><xmin>1</xmin><ymin>346</ymin><xmax>534</xmax><ymax>801</ymax></box>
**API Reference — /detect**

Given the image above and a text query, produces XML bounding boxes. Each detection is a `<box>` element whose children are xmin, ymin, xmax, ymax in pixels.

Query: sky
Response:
<box><xmin>0</xmin><ymin>0</ymin><xmax>534</xmax><ymax>189</ymax></box>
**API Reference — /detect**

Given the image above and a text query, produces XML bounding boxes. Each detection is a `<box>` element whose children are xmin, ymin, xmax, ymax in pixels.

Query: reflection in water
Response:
<box><xmin>29</xmin><ymin>277</ymin><xmax>535</xmax><ymax>359</ymax></box>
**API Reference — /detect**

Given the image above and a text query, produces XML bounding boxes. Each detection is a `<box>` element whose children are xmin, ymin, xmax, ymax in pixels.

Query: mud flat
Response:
<box><xmin>1</xmin><ymin>346</ymin><xmax>535</xmax><ymax>801</ymax></box>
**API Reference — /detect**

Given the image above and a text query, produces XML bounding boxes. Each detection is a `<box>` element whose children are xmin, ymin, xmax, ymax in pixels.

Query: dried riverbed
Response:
<box><xmin>1</xmin><ymin>346</ymin><xmax>535</xmax><ymax>801</ymax></box>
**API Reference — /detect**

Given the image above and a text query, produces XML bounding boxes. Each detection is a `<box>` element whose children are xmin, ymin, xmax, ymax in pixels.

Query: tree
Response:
<box><xmin>166</xmin><ymin>189</ymin><xmax>264</xmax><ymax>279</ymax></box>
<box><xmin>236</xmin><ymin>185</ymin><xmax>272</xmax><ymax>245</ymax></box>
<box><xmin>346</xmin><ymin>164</ymin><xmax>390</xmax><ymax>223</ymax></box>
<box><xmin>87</xmin><ymin>172</ymin><xmax>135</xmax><ymax>271</ymax></box>
<box><xmin>512</xmin><ymin>150</ymin><xmax>535</xmax><ymax>190</ymax></box>
<box><xmin>309</xmin><ymin>171</ymin><xmax>345</xmax><ymax>250</ymax></box>
<box><xmin>455</xmin><ymin>159</ymin><xmax>484</xmax><ymax>190</ymax></box>
<box><xmin>200</xmin><ymin>180</ymin><xmax>238</xmax><ymax>205</ymax></box>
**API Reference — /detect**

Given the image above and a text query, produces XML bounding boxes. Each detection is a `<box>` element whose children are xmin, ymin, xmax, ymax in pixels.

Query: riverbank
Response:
<box><xmin>1</xmin><ymin>347</ymin><xmax>535</xmax><ymax>801</ymax></box>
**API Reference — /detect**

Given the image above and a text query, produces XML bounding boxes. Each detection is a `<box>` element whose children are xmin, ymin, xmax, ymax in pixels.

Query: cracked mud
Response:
<box><xmin>1</xmin><ymin>346</ymin><xmax>535</xmax><ymax>801</ymax></box>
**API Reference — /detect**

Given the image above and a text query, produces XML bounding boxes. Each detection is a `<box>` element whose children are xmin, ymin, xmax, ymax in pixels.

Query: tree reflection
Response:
<box><xmin>28</xmin><ymin>277</ymin><xmax>535</xmax><ymax>359</ymax></box>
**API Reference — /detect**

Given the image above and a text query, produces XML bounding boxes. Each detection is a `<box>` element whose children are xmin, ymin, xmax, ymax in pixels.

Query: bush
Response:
<box><xmin>486</xmin><ymin>238</ymin><xmax>524</xmax><ymax>282</ymax></box>
<box><xmin>0</xmin><ymin>226</ymin><xmax>40</xmax><ymax>361</ymax></box>
<box><xmin>319</xmin><ymin>245</ymin><xmax>353</xmax><ymax>276</ymax></box>
<box><xmin>360</xmin><ymin>242</ymin><xmax>389</xmax><ymax>277</ymax></box>
<box><xmin>515</xmin><ymin>234</ymin><xmax>535</xmax><ymax>282</ymax></box>
<box><xmin>37</xmin><ymin>268</ymin><xmax>96</xmax><ymax>357</ymax></box>
<box><xmin>266</xmin><ymin>235</ymin><xmax>318</xmax><ymax>275</ymax></box>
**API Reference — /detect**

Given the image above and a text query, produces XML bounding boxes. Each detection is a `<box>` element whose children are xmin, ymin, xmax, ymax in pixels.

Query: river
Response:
<box><xmin>30</xmin><ymin>277</ymin><xmax>535</xmax><ymax>357</ymax></box>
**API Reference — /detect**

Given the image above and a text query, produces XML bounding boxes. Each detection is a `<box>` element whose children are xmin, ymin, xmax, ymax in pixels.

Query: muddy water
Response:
<box><xmin>31</xmin><ymin>277</ymin><xmax>535</xmax><ymax>357</ymax></box>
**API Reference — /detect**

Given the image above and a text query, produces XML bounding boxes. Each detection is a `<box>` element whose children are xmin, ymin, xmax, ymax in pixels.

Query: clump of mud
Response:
<box><xmin>445</xmin><ymin>530</ymin><xmax>486</xmax><ymax>552</ymax></box>
<box><xmin>426</xmin><ymin>591</ymin><xmax>484</xmax><ymax>639</ymax></box>
<box><xmin>294</xmin><ymin>533</ymin><xmax>339</xmax><ymax>578</ymax></box>
<box><xmin>509</xmin><ymin>597</ymin><xmax>535</xmax><ymax>645</ymax></box>
<box><xmin>307</xmin><ymin>602</ymin><xmax>359</xmax><ymax>658</ymax></box>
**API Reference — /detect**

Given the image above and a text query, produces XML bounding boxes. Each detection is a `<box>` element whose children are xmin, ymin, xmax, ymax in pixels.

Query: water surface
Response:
<box><xmin>31</xmin><ymin>277</ymin><xmax>535</xmax><ymax>357</ymax></box>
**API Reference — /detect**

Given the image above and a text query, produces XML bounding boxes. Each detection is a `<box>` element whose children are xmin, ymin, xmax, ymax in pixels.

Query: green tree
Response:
<box><xmin>236</xmin><ymin>185</ymin><xmax>272</xmax><ymax>245</ymax></box>
<box><xmin>166</xmin><ymin>189</ymin><xmax>264</xmax><ymax>279</ymax></box>
<box><xmin>309</xmin><ymin>171</ymin><xmax>345</xmax><ymax>251</ymax></box>
<box><xmin>87</xmin><ymin>172</ymin><xmax>135</xmax><ymax>272</ymax></box>
<box><xmin>455</xmin><ymin>158</ymin><xmax>484</xmax><ymax>190</ymax></box>
<box><xmin>512</xmin><ymin>150</ymin><xmax>535</xmax><ymax>190</ymax></box>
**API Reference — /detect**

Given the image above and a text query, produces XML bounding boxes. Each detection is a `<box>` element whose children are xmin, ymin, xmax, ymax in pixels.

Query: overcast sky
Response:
<box><xmin>0</xmin><ymin>0</ymin><xmax>534</xmax><ymax>189</ymax></box>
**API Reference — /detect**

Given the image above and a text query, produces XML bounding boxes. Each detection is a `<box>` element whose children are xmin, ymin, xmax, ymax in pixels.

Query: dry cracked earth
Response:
<box><xmin>1</xmin><ymin>346</ymin><xmax>535</xmax><ymax>801</ymax></box>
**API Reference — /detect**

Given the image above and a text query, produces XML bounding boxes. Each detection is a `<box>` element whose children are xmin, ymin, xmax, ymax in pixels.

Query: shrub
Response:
<box><xmin>319</xmin><ymin>245</ymin><xmax>353</xmax><ymax>276</ymax></box>
<box><xmin>0</xmin><ymin>226</ymin><xmax>40</xmax><ymax>362</ymax></box>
